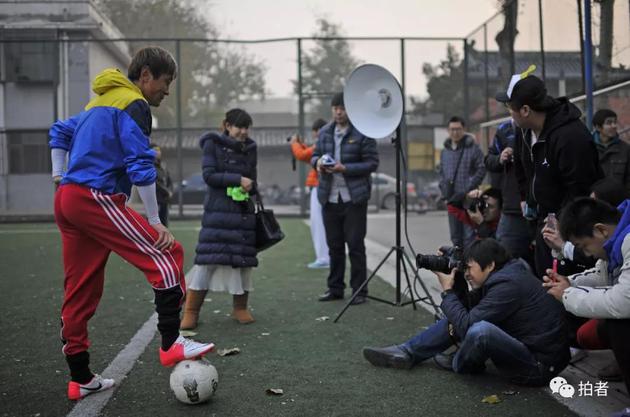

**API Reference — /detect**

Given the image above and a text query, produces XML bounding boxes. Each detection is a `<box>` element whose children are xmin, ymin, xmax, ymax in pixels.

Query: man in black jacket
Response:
<box><xmin>311</xmin><ymin>92</ymin><xmax>379</xmax><ymax>305</ymax></box>
<box><xmin>363</xmin><ymin>239</ymin><xmax>570</xmax><ymax>386</ymax></box>
<box><xmin>495</xmin><ymin>68</ymin><xmax>602</xmax><ymax>277</ymax></box>
<box><xmin>593</xmin><ymin>108</ymin><xmax>630</xmax><ymax>195</ymax></box>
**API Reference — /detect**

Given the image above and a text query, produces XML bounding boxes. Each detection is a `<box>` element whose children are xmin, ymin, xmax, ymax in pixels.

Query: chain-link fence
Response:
<box><xmin>0</xmin><ymin>35</ymin><xmax>465</xmax><ymax>217</ymax></box>
<box><xmin>466</xmin><ymin>0</ymin><xmax>630</xmax><ymax>148</ymax></box>
<box><xmin>2</xmin><ymin>0</ymin><xmax>627</xmax><ymax>217</ymax></box>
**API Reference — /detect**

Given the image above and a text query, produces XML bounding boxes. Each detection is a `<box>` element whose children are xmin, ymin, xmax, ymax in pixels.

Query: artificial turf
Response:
<box><xmin>0</xmin><ymin>220</ymin><xmax>576</xmax><ymax>417</ymax></box>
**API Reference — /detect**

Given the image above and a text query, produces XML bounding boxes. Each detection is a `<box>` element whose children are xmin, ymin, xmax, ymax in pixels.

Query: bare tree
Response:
<box><xmin>596</xmin><ymin>0</ymin><xmax>615</xmax><ymax>85</ymax></box>
<box><xmin>495</xmin><ymin>0</ymin><xmax>519</xmax><ymax>79</ymax></box>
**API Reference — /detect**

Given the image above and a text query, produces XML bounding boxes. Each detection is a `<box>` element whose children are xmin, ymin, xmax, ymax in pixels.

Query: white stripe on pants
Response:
<box><xmin>310</xmin><ymin>187</ymin><xmax>329</xmax><ymax>263</ymax></box>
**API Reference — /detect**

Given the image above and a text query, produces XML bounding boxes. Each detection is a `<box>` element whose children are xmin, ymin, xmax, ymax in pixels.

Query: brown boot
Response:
<box><xmin>232</xmin><ymin>291</ymin><xmax>255</xmax><ymax>324</ymax></box>
<box><xmin>180</xmin><ymin>289</ymin><xmax>207</xmax><ymax>330</ymax></box>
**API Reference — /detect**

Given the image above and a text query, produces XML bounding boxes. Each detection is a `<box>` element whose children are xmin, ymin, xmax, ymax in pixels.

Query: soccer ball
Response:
<box><xmin>169</xmin><ymin>359</ymin><xmax>219</xmax><ymax>404</ymax></box>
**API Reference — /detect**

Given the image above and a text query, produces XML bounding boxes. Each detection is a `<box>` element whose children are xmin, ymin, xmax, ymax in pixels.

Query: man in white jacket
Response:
<box><xmin>544</xmin><ymin>197</ymin><xmax>630</xmax><ymax>398</ymax></box>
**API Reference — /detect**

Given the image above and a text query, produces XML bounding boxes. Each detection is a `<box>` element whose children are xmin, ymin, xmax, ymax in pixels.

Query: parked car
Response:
<box><xmin>417</xmin><ymin>180</ymin><xmax>446</xmax><ymax>211</ymax></box>
<box><xmin>370</xmin><ymin>172</ymin><xmax>419</xmax><ymax>210</ymax></box>
<box><xmin>174</xmin><ymin>172</ymin><xmax>423</xmax><ymax>211</ymax></box>
<box><xmin>172</xmin><ymin>173</ymin><xmax>206</xmax><ymax>205</ymax></box>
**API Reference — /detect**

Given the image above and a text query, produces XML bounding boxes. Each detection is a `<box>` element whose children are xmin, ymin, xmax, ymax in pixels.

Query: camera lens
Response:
<box><xmin>416</xmin><ymin>254</ymin><xmax>452</xmax><ymax>273</ymax></box>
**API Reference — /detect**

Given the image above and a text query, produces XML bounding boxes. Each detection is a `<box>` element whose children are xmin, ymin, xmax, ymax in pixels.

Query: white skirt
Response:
<box><xmin>185</xmin><ymin>264</ymin><xmax>253</xmax><ymax>295</ymax></box>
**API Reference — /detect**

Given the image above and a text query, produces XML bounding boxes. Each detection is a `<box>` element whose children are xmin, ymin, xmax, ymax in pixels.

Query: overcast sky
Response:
<box><xmin>198</xmin><ymin>0</ymin><xmax>626</xmax><ymax>99</ymax></box>
<box><xmin>205</xmin><ymin>0</ymin><xmax>498</xmax><ymax>39</ymax></box>
<box><xmin>200</xmin><ymin>0</ymin><xmax>499</xmax><ymax>98</ymax></box>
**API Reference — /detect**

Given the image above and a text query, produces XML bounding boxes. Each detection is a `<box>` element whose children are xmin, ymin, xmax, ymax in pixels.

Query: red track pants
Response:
<box><xmin>54</xmin><ymin>184</ymin><xmax>185</xmax><ymax>356</ymax></box>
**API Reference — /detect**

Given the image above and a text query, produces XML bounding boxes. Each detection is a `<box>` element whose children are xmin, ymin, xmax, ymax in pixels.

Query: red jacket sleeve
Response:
<box><xmin>447</xmin><ymin>204</ymin><xmax>473</xmax><ymax>227</ymax></box>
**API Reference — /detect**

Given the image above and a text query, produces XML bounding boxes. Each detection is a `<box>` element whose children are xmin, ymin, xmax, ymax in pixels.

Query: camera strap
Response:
<box><xmin>450</xmin><ymin>147</ymin><xmax>465</xmax><ymax>184</ymax></box>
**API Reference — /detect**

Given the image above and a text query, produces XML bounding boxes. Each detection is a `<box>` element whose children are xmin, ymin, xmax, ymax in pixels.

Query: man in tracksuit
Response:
<box><xmin>49</xmin><ymin>47</ymin><xmax>213</xmax><ymax>400</ymax></box>
<box><xmin>495</xmin><ymin>66</ymin><xmax>602</xmax><ymax>278</ymax></box>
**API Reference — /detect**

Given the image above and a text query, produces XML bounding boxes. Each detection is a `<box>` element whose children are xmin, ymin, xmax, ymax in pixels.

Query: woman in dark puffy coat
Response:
<box><xmin>181</xmin><ymin>108</ymin><xmax>258</xmax><ymax>329</ymax></box>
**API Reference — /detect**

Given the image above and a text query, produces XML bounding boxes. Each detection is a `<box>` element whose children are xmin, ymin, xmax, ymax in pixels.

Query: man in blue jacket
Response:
<box><xmin>49</xmin><ymin>47</ymin><xmax>213</xmax><ymax>400</ymax></box>
<box><xmin>311</xmin><ymin>92</ymin><xmax>379</xmax><ymax>305</ymax></box>
<box><xmin>363</xmin><ymin>238</ymin><xmax>570</xmax><ymax>385</ymax></box>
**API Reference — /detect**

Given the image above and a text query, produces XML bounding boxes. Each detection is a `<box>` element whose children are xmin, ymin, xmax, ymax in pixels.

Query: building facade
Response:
<box><xmin>0</xmin><ymin>0</ymin><xmax>130</xmax><ymax>215</ymax></box>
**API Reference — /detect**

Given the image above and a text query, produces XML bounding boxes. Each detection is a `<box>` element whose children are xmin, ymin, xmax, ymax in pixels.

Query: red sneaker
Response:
<box><xmin>159</xmin><ymin>335</ymin><xmax>215</xmax><ymax>367</ymax></box>
<box><xmin>67</xmin><ymin>374</ymin><xmax>115</xmax><ymax>400</ymax></box>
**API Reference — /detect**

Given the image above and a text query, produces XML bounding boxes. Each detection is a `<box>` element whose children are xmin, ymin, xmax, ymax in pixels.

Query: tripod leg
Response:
<box><xmin>333</xmin><ymin>247</ymin><xmax>396</xmax><ymax>323</ymax></box>
<box><xmin>399</xmin><ymin>253</ymin><xmax>417</xmax><ymax>310</ymax></box>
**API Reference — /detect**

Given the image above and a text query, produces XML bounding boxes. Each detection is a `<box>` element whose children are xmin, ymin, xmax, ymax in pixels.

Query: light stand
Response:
<box><xmin>334</xmin><ymin>123</ymin><xmax>441</xmax><ymax>323</ymax></box>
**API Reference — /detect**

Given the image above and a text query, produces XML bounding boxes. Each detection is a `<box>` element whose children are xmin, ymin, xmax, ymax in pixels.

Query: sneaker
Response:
<box><xmin>159</xmin><ymin>335</ymin><xmax>215</xmax><ymax>367</ymax></box>
<box><xmin>67</xmin><ymin>374</ymin><xmax>115</xmax><ymax>400</ymax></box>
<box><xmin>308</xmin><ymin>260</ymin><xmax>330</xmax><ymax>269</ymax></box>
<box><xmin>569</xmin><ymin>347</ymin><xmax>588</xmax><ymax>364</ymax></box>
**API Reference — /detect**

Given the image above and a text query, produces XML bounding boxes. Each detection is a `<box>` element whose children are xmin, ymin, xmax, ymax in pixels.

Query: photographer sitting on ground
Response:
<box><xmin>544</xmin><ymin>197</ymin><xmax>630</xmax><ymax>397</ymax></box>
<box><xmin>447</xmin><ymin>187</ymin><xmax>502</xmax><ymax>242</ymax></box>
<box><xmin>363</xmin><ymin>238</ymin><xmax>570</xmax><ymax>386</ymax></box>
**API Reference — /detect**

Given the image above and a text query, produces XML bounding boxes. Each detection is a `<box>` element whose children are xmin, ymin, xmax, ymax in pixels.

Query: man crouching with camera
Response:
<box><xmin>363</xmin><ymin>238</ymin><xmax>570</xmax><ymax>386</ymax></box>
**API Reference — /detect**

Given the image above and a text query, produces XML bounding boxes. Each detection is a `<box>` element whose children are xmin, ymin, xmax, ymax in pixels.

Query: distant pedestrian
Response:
<box><xmin>438</xmin><ymin>116</ymin><xmax>486</xmax><ymax>249</ymax></box>
<box><xmin>592</xmin><ymin>108</ymin><xmax>630</xmax><ymax>195</ymax></box>
<box><xmin>290</xmin><ymin>118</ymin><xmax>330</xmax><ymax>269</ymax></box>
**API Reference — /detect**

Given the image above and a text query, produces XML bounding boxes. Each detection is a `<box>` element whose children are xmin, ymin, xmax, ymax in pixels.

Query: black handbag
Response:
<box><xmin>255</xmin><ymin>196</ymin><xmax>285</xmax><ymax>251</ymax></box>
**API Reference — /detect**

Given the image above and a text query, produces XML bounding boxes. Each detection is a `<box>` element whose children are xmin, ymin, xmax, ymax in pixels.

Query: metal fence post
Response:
<box><xmin>483</xmin><ymin>24</ymin><xmax>490</xmax><ymax>147</ymax></box>
<box><xmin>584</xmin><ymin>0</ymin><xmax>594</xmax><ymax>129</ymax></box>
<box><xmin>297</xmin><ymin>38</ymin><xmax>306</xmax><ymax>217</ymax></box>
<box><xmin>463</xmin><ymin>38</ymin><xmax>469</xmax><ymax>121</ymax></box>
<box><xmin>538</xmin><ymin>0</ymin><xmax>546</xmax><ymax>81</ymax></box>
<box><xmin>175</xmin><ymin>40</ymin><xmax>184</xmax><ymax>217</ymax></box>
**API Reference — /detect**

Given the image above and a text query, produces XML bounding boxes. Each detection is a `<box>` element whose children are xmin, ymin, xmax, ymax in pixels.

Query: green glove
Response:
<box><xmin>226</xmin><ymin>186</ymin><xmax>250</xmax><ymax>202</ymax></box>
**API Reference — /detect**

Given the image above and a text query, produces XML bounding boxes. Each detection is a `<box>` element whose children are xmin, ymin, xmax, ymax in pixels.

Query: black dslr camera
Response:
<box><xmin>416</xmin><ymin>246</ymin><xmax>479</xmax><ymax>309</ymax></box>
<box><xmin>467</xmin><ymin>197</ymin><xmax>488</xmax><ymax>214</ymax></box>
<box><xmin>416</xmin><ymin>246</ymin><xmax>464</xmax><ymax>273</ymax></box>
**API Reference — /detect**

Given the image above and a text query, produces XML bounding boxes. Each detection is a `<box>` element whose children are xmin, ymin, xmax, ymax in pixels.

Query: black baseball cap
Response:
<box><xmin>495</xmin><ymin>65</ymin><xmax>555</xmax><ymax>110</ymax></box>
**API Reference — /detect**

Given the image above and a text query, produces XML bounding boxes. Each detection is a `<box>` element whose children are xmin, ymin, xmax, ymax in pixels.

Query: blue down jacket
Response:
<box><xmin>311</xmin><ymin>121</ymin><xmax>379</xmax><ymax>205</ymax></box>
<box><xmin>194</xmin><ymin>131</ymin><xmax>258</xmax><ymax>268</ymax></box>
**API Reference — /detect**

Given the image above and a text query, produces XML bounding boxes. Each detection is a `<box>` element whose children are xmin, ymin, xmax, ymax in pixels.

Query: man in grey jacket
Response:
<box><xmin>439</xmin><ymin>116</ymin><xmax>486</xmax><ymax>249</ymax></box>
<box><xmin>311</xmin><ymin>92</ymin><xmax>379</xmax><ymax>305</ymax></box>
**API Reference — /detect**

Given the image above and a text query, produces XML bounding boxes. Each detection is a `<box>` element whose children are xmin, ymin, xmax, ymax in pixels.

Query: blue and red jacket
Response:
<box><xmin>49</xmin><ymin>68</ymin><xmax>156</xmax><ymax>197</ymax></box>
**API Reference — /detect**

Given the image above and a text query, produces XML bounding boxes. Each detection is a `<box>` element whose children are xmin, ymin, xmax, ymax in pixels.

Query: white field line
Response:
<box><xmin>66</xmin><ymin>313</ymin><xmax>158</xmax><ymax>417</ymax></box>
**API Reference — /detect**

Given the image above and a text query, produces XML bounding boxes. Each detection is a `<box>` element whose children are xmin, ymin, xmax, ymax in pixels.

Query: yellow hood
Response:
<box><xmin>85</xmin><ymin>68</ymin><xmax>146</xmax><ymax>111</ymax></box>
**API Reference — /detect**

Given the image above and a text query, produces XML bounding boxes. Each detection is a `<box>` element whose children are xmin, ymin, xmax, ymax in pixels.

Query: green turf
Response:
<box><xmin>0</xmin><ymin>220</ymin><xmax>576</xmax><ymax>417</ymax></box>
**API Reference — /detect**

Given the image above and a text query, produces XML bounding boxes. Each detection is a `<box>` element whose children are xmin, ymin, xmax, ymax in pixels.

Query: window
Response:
<box><xmin>3</xmin><ymin>33</ymin><xmax>57</xmax><ymax>83</ymax></box>
<box><xmin>7</xmin><ymin>131</ymin><xmax>51</xmax><ymax>174</ymax></box>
